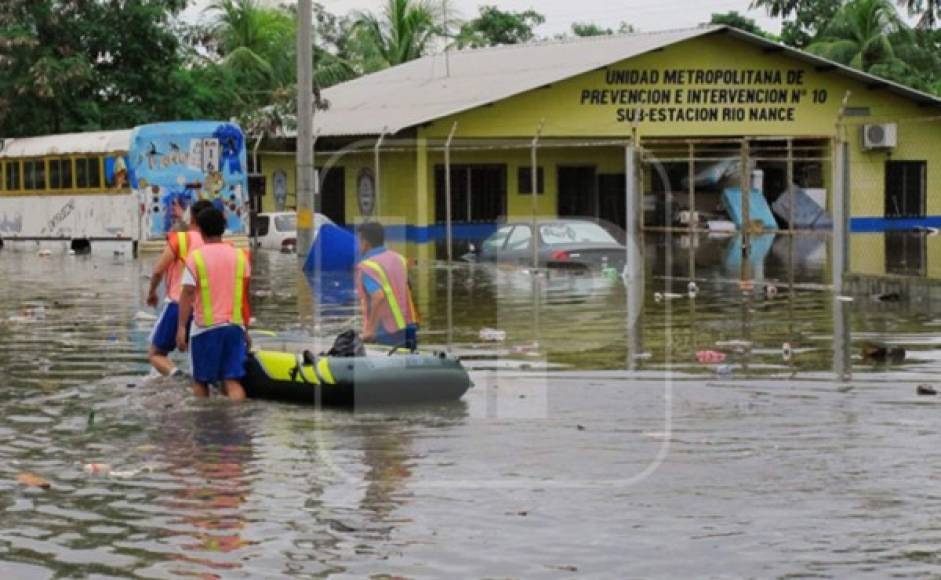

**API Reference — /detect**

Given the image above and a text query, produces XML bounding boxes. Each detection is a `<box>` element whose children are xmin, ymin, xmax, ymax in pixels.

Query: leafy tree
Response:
<box><xmin>807</xmin><ymin>0</ymin><xmax>910</xmax><ymax>70</ymax></box>
<box><xmin>709</xmin><ymin>11</ymin><xmax>770</xmax><ymax>36</ymax></box>
<box><xmin>749</xmin><ymin>0</ymin><xmax>803</xmax><ymax>17</ymax></box>
<box><xmin>0</xmin><ymin>0</ymin><xmax>192</xmax><ymax>137</ymax></box>
<box><xmin>779</xmin><ymin>0</ymin><xmax>842</xmax><ymax>47</ymax></box>
<box><xmin>352</xmin><ymin>0</ymin><xmax>440</xmax><ymax>70</ymax></box>
<box><xmin>455</xmin><ymin>5</ymin><xmax>544</xmax><ymax>48</ymax></box>
<box><xmin>570</xmin><ymin>21</ymin><xmax>634</xmax><ymax>37</ymax></box>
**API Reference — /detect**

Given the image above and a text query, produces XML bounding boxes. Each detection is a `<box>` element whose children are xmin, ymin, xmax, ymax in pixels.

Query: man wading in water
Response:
<box><xmin>146</xmin><ymin>199</ymin><xmax>213</xmax><ymax>377</ymax></box>
<box><xmin>176</xmin><ymin>208</ymin><xmax>252</xmax><ymax>401</ymax></box>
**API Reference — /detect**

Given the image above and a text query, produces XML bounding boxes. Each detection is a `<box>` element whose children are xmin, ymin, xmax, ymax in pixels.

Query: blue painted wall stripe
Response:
<box><xmin>850</xmin><ymin>217</ymin><xmax>941</xmax><ymax>232</ymax></box>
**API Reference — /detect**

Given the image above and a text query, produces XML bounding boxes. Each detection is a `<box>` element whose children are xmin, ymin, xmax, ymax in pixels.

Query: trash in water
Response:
<box><xmin>687</xmin><ymin>281</ymin><xmax>699</xmax><ymax>298</ymax></box>
<box><xmin>917</xmin><ymin>385</ymin><xmax>938</xmax><ymax>396</ymax></box>
<box><xmin>873</xmin><ymin>292</ymin><xmax>902</xmax><ymax>303</ymax></box>
<box><xmin>716</xmin><ymin>364</ymin><xmax>733</xmax><ymax>377</ymax></box>
<box><xmin>602</xmin><ymin>267</ymin><xmax>619</xmax><ymax>281</ymax></box>
<box><xmin>83</xmin><ymin>463</ymin><xmax>112</xmax><ymax>476</ymax></box>
<box><xmin>715</xmin><ymin>340</ymin><xmax>751</xmax><ymax>350</ymax></box>
<box><xmin>133</xmin><ymin>311</ymin><xmax>158</xmax><ymax>322</ymax></box>
<box><xmin>479</xmin><ymin>328</ymin><xmax>507</xmax><ymax>342</ymax></box>
<box><xmin>862</xmin><ymin>343</ymin><xmax>906</xmax><ymax>364</ymax></box>
<box><xmin>67</xmin><ymin>249</ymin><xmax>76</xmax><ymax>256</ymax></box>
<box><xmin>782</xmin><ymin>342</ymin><xmax>793</xmax><ymax>362</ymax></box>
<box><xmin>510</xmin><ymin>343</ymin><xmax>540</xmax><ymax>355</ymax></box>
<box><xmin>16</xmin><ymin>472</ymin><xmax>50</xmax><ymax>489</ymax></box>
<box><xmin>654</xmin><ymin>292</ymin><xmax>683</xmax><ymax>303</ymax></box>
<box><xmin>836</xmin><ymin>296</ymin><xmax>855</xmax><ymax>303</ymax></box>
<box><xmin>696</xmin><ymin>350</ymin><xmax>727</xmax><ymax>364</ymax></box>
<box><xmin>37</xmin><ymin>249</ymin><xmax>51</xmax><ymax>257</ymax></box>
<box><xmin>633</xmin><ymin>352</ymin><xmax>654</xmax><ymax>360</ymax></box>
<box><xmin>765</xmin><ymin>285</ymin><xmax>779</xmax><ymax>299</ymax></box>
<box><xmin>576</xmin><ymin>424</ymin><xmax>586</xmax><ymax>431</ymax></box>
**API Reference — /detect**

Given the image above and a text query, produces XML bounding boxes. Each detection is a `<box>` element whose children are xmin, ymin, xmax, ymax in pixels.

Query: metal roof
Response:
<box><xmin>0</xmin><ymin>129</ymin><xmax>132</xmax><ymax>158</ymax></box>
<box><xmin>314</xmin><ymin>25</ymin><xmax>941</xmax><ymax>137</ymax></box>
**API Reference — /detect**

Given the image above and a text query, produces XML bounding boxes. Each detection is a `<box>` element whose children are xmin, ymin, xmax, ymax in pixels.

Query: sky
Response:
<box><xmin>182</xmin><ymin>0</ymin><xmax>785</xmax><ymax>36</ymax></box>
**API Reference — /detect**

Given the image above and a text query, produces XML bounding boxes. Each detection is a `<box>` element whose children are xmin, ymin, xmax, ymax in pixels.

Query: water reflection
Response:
<box><xmin>2</xmin><ymin>233</ymin><xmax>941</xmax><ymax>577</ymax></box>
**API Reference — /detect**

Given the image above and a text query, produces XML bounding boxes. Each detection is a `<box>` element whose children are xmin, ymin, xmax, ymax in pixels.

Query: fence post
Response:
<box><xmin>625</xmin><ymin>134</ymin><xmax>639</xmax><ymax>279</ymax></box>
<box><xmin>530</xmin><ymin>120</ymin><xmax>545</xmax><ymax>270</ymax></box>
<box><xmin>444</xmin><ymin>122</ymin><xmax>458</xmax><ymax>265</ymax></box>
<box><xmin>374</xmin><ymin>129</ymin><xmax>386</xmax><ymax>219</ymax></box>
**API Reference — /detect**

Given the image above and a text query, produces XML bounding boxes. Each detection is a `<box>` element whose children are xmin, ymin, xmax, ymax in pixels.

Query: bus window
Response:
<box><xmin>23</xmin><ymin>160</ymin><xmax>46</xmax><ymax>191</ymax></box>
<box><xmin>49</xmin><ymin>158</ymin><xmax>73</xmax><ymax>190</ymax></box>
<box><xmin>4</xmin><ymin>162</ymin><xmax>20</xmax><ymax>191</ymax></box>
<box><xmin>76</xmin><ymin>157</ymin><xmax>101</xmax><ymax>189</ymax></box>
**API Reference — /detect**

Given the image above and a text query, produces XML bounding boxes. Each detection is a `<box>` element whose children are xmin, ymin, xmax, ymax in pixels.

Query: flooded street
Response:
<box><xmin>3</xmin><ymin>233</ymin><xmax>941</xmax><ymax>578</ymax></box>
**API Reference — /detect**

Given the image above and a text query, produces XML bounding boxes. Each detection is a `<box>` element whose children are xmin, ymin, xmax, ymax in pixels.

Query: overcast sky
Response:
<box><xmin>182</xmin><ymin>0</ymin><xmax>785</xmax><ymax>36</ymax></box>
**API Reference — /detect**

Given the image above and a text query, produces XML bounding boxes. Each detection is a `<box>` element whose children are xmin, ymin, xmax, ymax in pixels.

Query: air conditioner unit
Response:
<box><xmin>862</xmin><ymin>123</ymin><xmax>897</xmax><ymax>150</ymax></box>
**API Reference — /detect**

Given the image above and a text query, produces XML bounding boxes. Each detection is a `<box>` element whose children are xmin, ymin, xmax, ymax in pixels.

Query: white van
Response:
<box><xmin>252</xmin><ymin>211</ymin><xmax>334</xmax><ymax>252</ymax></box>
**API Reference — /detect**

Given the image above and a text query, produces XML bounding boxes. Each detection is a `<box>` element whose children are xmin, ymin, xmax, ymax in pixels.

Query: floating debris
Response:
<box><xmin>687</xmin><ymin>281</ymin><xmax>699</xmax><ymax>298</ymax></box>
<box><xmin>478</xmin><ymin>328</ymin><xmax>507</xmax><ymax>342</ymax></box>
<box><xmin>873</xmin><ymin>292</ymin><xmax>902</xmax><ymax>303</ymax></box>
<box><xmin>765</xmin><ymin>285</ymin><xmax>779</xmax><ymax>299</ymax></box>
<box><xmin>654</xmin><ymin>292</ymin><xmax>683</xmax><ymax>303</ymax></box>
<box><xmin>16</xmin><ymin>472</ymin><xmax>50</xmax><ymax>489</ymax></box>
<box><xmin>917</xmin><ymin>385</ymin><xmax>938</xmax><ymax>396</ymax></box>
<box><xmin>576</xmin><ymin>424</ymin><xmax>586</xmax><ymax>431</ymax></box>
<box><xmin>716</xmin><ymin>364</ymin><xmax>733</xmax><ymax>377</ymax></box>
<box><xmin>37</xmin><ymin>249</ymin><xmax>51</xmax><ymax>257</ymax></box>
<box><xmin>696</xmin><ymin>350</ymin><xmax>727</xmax><ymax>364</ymax></box>
<box><xmin>83</xmin><ymin>463</ymin><xmax>112</xmax><ymax>476</ymax></box>
<box><xmin>862</xmin><ymin>344</ymin><xmax>906</xmax><ymax>364</ymax></box>
<box><xmin>836</xmin><ymin>296</ymin><xmax>855</xmax><ymax>303</ymax></box>
<box><xmin>782</xmin><ymin>342</ymin><xmax>793</xmax><ymax>362</ymax></box>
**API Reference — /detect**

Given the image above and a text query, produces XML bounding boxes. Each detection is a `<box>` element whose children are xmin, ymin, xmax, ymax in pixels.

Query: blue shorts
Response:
<box><xmin>150</xmin><ymin>302</ymin><xmax>190</xmax><ymax>353</ymax></box>
<box><xmin>190</xmin><ymin>325</ymin><xmax>248</xmax><ymax>384</ymax></box>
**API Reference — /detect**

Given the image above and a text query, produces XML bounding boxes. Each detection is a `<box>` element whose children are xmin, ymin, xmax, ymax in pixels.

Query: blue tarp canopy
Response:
<box><xmin>303</xmin><ymin>224</ymin><xmax>358</xmax><ymax>273</ymax></box>
<box><xmin>721</xmin><ymin>187</ymin><xmax>779</xmax><ymax>230</ymax></box>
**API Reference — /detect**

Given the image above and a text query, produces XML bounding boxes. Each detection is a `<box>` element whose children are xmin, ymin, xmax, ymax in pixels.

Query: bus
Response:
<box><xmin>0</xmin><ymin>121</ymin><xmax>249</xmax><ymax>255</ymax></box>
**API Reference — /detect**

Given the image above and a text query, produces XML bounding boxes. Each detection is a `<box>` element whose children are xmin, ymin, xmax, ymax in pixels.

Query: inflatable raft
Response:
<box><xmin>242</xmin><ymin>350</ymin><xmax>473</xmax><ymax>406</ymax></box>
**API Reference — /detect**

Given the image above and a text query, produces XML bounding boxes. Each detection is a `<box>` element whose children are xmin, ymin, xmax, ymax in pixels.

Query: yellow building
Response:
<box><xmin>255</xmin><ymin>25</ymin><xmax>941</xmax><ymax>259</ymax></box>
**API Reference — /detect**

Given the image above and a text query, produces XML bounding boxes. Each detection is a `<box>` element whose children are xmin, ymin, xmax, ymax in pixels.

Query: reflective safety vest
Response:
<box><xmin>356</xmin><ymin>249</ymin><xmax>416</xmax><ymax>333</ymax></box>
<box><xmin>165</xmin><ymin>230</ymin><xmax>204</xmax><ymax>303</ymax></box>
<box><xmin>185</xmin><ymin>243</ymin><xmax>250</xmax><ymax>328</ymax></box>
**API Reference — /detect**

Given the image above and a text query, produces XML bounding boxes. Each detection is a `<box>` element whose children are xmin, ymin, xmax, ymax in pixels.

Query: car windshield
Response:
<box><xmin>274</xmin><ymin>214</ymin><xmax>296</xmax><ymax>232</ymax></box>
<box><xmin>539</xmin><ymin>222</ymin><xmax>617</xmax><ymax>245</ymax></box>
<box><xmin>482</xmin><ymin>226</ymin><xmax>514</xmax><ymax>253</ymax></box>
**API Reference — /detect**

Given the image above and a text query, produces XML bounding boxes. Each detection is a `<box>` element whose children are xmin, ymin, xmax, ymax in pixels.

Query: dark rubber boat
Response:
<box><xmin>242</xmin><ymin>350</ymin><xmax>473</xmax><ymax>406</ymax></box>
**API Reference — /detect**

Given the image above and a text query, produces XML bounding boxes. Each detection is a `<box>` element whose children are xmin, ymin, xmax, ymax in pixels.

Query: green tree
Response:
<box><xmin>710</xmin><ymin>11</ymin><xmax>770</xmax><ymax>36</ymax></box>
<box><xmin>751</xmin><ymin>0</ymin><xmax>841</xmax><ymax>47</ymax></box>
<box><xmin>456</xmin><ymin>5</ymin><xmax>544</xmax><ymax>48</ymax></box>
<box><xmin>570</xmin><ymin>21</ymin><xmax>634</xmax><ymax>37</ymax></box>
<box><xmin>352</xmin><ymin>0</ymin><xmax>440</xmax><ymax>70</ymax></box>
<box><xmin>0</xmin><ymin>0</ymin><xmax>192</xmax><ymax>136</ymax></box>
<box><xmin>807</xmin><ymin>0</ymin><xmax>910</xmax><ymax>71</ymax></box>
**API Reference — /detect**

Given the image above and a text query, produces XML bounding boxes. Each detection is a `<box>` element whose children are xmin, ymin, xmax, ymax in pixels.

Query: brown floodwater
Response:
<box><xmin>1</xmin><ymin>232</ymin><xmax>941</xmax><ymax>578</ymax></box>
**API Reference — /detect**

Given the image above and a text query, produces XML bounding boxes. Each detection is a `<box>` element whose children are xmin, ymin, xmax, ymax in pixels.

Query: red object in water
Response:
<box><xmin>696</xmin><ymin>350</ymin><xmax>727</xmax><ymax>364</ymax></box>
<box><xmin>550</xmin><ymin>250</ymin><xmax>570</xmax><ymax>262</ymax></box>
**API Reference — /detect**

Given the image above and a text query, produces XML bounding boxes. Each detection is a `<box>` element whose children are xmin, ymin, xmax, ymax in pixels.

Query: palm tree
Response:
<box><xmin>749</xmin><ymin>0</ymin><xmax>802</xmax><ymax>18</ymax></box>
<box><xmin>206</xmin><ymin>0</ymin><xmax>295</xmax><ymax>86</ymax></box>
<box><xmin>807</xmin><ymin>0</ymin><xmax>912</xmax><ymax>72</ymax></box>
<box><xmin>896</xmin><ymin>0</ymin><xmax>939</xmax><ymax>29</ymax></box>
<box><xmin>352</xmin><ymin>0</ymin><xmax>441</xmax><ymax>71</ymax></box>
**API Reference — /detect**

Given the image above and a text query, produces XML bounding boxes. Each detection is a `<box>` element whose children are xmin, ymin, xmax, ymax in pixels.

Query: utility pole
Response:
<box><xmin>296</xmin><ymin>0</ymin><xmax>315</xmax><ymax>260</ymax></box>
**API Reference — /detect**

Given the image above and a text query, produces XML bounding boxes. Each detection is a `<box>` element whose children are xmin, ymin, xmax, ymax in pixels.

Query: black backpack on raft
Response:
<box><xmin>323</xmin><ymin>330</ymin><xmax>366</xmax><ymax>358</ymax></box>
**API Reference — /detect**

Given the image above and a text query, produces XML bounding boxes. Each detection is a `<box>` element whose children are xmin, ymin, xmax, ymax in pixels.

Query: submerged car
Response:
<box><xmin>252</xmin><ymin>211</ymin><xmax>334</xmax><ymax>252</ymax></box>
<box><xmin>468</xmin><ymin>220</ymin><xmax>626</xmax><ymax>271</ymax></box>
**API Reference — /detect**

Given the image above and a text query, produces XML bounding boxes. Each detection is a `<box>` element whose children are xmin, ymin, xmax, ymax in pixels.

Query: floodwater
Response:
<box><xmin>2</xmin><ymin>232</ymin><xmax>941</xmax><ymax>578</ymax></box>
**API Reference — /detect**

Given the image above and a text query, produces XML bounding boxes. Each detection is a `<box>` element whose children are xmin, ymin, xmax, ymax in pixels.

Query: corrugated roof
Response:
<box><xmin>0</xmin><ymin>129</ymin><xmax>132</xmax><ymax>158</ymax></box>
<box><xmin>314</xmin><ymin>25</ymin><xmax>941</xmax><ymax>137</ymax></box>
<box><xmin>315</xmin><ymin>26</ymin><xmax>712</xmax><ymax>136</ymax></box>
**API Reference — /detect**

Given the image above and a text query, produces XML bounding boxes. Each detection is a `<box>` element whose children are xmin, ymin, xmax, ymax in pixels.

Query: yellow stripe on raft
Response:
<box><xmin>316</xmin><ymin>358</ymin><xmax>335</xmax><ymax>384</ymax></box>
